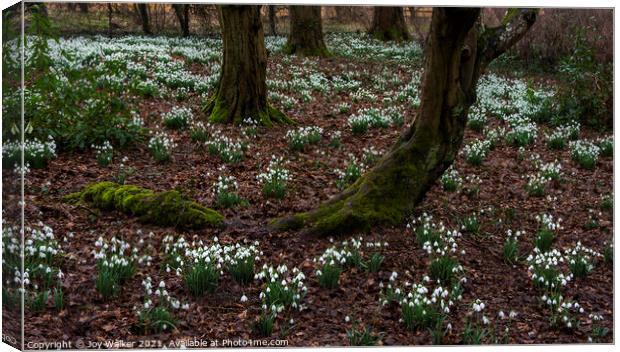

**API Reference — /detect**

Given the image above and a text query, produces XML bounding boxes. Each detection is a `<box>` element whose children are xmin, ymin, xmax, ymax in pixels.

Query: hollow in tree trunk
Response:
<box><xmin>137</xmin><ymin>4</ymin><xmax>151</xmax><ymax>35</ymax></box>
<box><xmin>284</xmin><ymin>6</ymin><xmax>329</xmax><ymax>57</ymax></box>
<box><xmin>203</xmin><ymin>5</ymin><xmax>292</xmax><ymax>126</ymax></box>
<box><xmin>173</xmin><ymin>4</ymin><xmax>190</xmax><ymax>37</ymax></box>
<box><xmin>369</xmin><ymin>6</ymin><xmax>410</xmax><ymax>41</ymax></box>
<box><xmin>271</xmin><ymin>8</ymin><xmax>537</xmax><ymax>236</ymax></box>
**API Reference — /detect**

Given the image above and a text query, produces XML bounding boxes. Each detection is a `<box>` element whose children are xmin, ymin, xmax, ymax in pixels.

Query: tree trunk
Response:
<box><xmin>203</xmin><ymin>5</ymin><xmax>292</xmax><ymax>126</ymax></box>
<box><xmin>173</xmin><ymin>4</ymin><xmax>190</xmax><ymax>37</ymax></box>
<box><xmin>284</xmin><ymin>6</ymin><xmax>329</xmax><ymax>57</ymax></box>
<box><xmin>107</xmin><ymin>3</ymin><xmax>113</xmax><ymax>36</ymax></box>
<box><xmin>272</xmin><ymin>8</ymin><xmax>537</xmax><ymax>236</ymax></box>
<box><xmin>409</xmin><ymin>7</ymin><xmax>429</xmax><ymax>47</ymax></box>
<box><xmin>268</xmin><ymin>5</ymin><xmax>277</xmax><ymax>35</ymax></box>
<box><xmin>78</xmin><ymin>3</ymin><xmax>89</xmax><ymax>13</ymax></box>
<box><xmin>335</xmin><ymin>7</ymin><xmax>352</xmax><ymax>22</ymax></box>
<box><xmin>369</xmin><ymin>6</ymin><xmax>410</xmax><ymax>41</ymax></box>
<box><xmin>137</xmin><ymin>4</ymin><xmax>151</xmax><ymax>35</ymax></box>
<box><xmin>194</xmin><ymin>4</ymin><xmax>216</xmax><ymax>34</ymax></box>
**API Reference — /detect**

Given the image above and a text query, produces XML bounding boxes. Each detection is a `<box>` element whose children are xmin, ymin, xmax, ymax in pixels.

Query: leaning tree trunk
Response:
<box><xmin>173</xmin><ymin>4</ymin><xmax>190</xmax><ymax>37</ymax></box>
<box><xmin>272</xmin><ymin>8</ymin><xmax>537</xmax><ymax>236</ymax></box>
<box><xmin>203</xmin><ymin>5</ymin><xmax>292</xmax><ymax>125</ymax></box>
<box><xmin>137</xmin><ymin>4</ymin><xmax>151</xmax><ymax>35</ymax></box>
<box><xmin>284</xmin><ymin>6</ymin><xmax>329</xmax><ymax>57</ymax></box>
<box><xmin>369</xmin><ymin>6</ymin><xmax>410</xmax><ymax>41</ymax></box>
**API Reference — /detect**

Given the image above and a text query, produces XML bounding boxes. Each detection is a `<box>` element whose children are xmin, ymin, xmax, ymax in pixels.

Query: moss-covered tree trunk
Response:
<box><xmin>369</xmin><ymin>7</ymin><xmax>410</xmax><ymax>41</ymax></box>
<box><xmin>173</xmin><ymin>4</ymin><xmax>190</xmax><ymax>37</ymax></box>
<box><xmin>203</xmin><ymin>5</ymin><xmax>292</xmax><ymax>125</ymax></box>
<box><xmin>137</xmin><ymin>4</ymin><xmax>151</xmax><ymax>35</ymax></box>
<box><xmin>284</xmin><ymin>6</ymin><xmax>329</xmax><ymax>57</ymax></box>
<box><xmin>272</xmin><ymin>8</ymin><xmax>537</xmax><ymax>236</ymax></box>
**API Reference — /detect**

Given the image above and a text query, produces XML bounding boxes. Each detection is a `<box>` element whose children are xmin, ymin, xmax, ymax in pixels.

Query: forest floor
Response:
<box><xmin>2</xmin><ymin>33</ymin><xmax>613</xmax><ymax>347</ymax></box>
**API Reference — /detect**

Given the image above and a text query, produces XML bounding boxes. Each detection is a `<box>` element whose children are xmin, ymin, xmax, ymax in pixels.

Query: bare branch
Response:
<box><xmin>479</xmin><ymin>8</ymin><xmax>538</xmax><ymax>69</ymax></box>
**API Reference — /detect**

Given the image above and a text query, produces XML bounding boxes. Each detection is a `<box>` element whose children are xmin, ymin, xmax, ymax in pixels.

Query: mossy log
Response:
<box><xmin>64</xmin><ymin>182</ymin><xmax>224</xmax><ymax>229</ymax></box>
<box><xmin>272</xmin><ymin>8</ymin><xmax>537</xmax><ymax>236</ymax></box>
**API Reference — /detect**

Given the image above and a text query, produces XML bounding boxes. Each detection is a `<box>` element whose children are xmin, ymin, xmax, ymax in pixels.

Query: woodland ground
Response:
<box><xmin>1</xmin><ymin>33</ymin><xmax>613</xmax><ymax>346</ymax></box>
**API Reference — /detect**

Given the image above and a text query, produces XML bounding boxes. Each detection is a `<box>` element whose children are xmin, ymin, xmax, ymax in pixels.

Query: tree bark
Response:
<box><xmin>78</xmin><ymin>3</ymin><xmax>89</xmax><ymax>13</ymax></box>
<box><xmin>409</xmin><ymin>7</ymin><xmax>429</xmax><ymax>47</ymax></box>
<box><xmin>284</xmin><ymin>6</ymin><xmax>329</xmax><ymax>57</ymax></box>
<box><xmin>272</xmin><ymin>8</ymin><xmax>537</xmax><ymax>236</ymax></box>
<box><xmin>369</xmin><ymin>6</ymin><xmax>410</xmax><ymax>41</ymax></box>
<box><xmin>173</xmin><ymin>4</ymin><xmax>190</xmax><ymax>37</ymax></box>
<box><xmin>203</xmin><ymin>5</ymin><xmax>292</xmax><ymax>126</ymax></box>
<box><xmin>335</xmin><ymin>7</ymin><xmax>353</xmax><ymax>22</ymax></box>
<box><xmin>268</xmin><ymin>5</ymin><xmax>277</xmax><ymax>35</ymax></box>
<box><xmin>194</xmin><ymin>4</ymin><xmax>215</xmax><ymax>34</ymax></box>
<box><xmin>137</xmin><ymin>4</ymin><xmax>151</xmax><ymax>35</ymax></box>
<box><xmin>107</xmin><ymin>3</ymin><xmax>113</xmax><ymax>36</ymax></box>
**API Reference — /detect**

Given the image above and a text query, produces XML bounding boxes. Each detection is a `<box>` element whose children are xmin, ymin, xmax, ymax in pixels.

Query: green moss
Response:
<box><xmin>371</xmin><ymin>27</ymin><xmax>408</xmax><ymax>42</ymax></box>
<box><xmin>270</xmin><ymin>145</ymin><xmax>427</xmax><ymax>236</ymax></box>
<box><xmin>204</xmin><ymin>94</ymin><xmax>230</xmax><ymax>124</ymax></box>
<box><xmin>65</xmin><ymin>182</ymin><xmax>224</xmax><ymax>229</ymax></box>
<box><xmin>203</xmin><ymin>94</ymin><xmax>294</xmax><ymax>126</ymax></box>
<box><xmin>283</xmin><ymin>42</ymin><xmax>330</xmax><ymax>58</ymax></box>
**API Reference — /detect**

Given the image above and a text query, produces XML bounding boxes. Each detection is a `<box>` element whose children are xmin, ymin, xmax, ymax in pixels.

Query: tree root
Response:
<box><xmin>283</xmin><ymin>43</ymin><xmax>330</xmax><ymax>58</ymax></box>
<box><xmin>203</xmin><ymin>95</ymin><xmax>294</xmax><ymax>126</ymax></box>
<box><xmin>270</xmin><ymin>139</ymin><xmax>437</xmax><ymax>236</ymax></box>
<box><xmin>270</xmin><ymin>172</ymin><xmax>409</xmax><ymax>236</ymax></box>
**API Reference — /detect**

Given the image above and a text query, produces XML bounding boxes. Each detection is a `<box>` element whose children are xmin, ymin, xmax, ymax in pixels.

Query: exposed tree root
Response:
<box><xmin>270</xmin><ymin>139</ymin><xmax>437</xmax><ymax>236</ymax></box>
<box><xmin>203</xmin><ymin>95</ymin><xmax>294</xmax><ymax>126</ymax></box>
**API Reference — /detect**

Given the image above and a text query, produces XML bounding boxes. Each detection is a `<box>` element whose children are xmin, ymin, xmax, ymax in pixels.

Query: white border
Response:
<box><xmin>0</xmin><ymin>1</ymin><xmax>616</xmax><ymax>352</ymax></box>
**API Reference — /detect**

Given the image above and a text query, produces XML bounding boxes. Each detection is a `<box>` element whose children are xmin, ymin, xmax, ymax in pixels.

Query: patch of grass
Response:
<box><xmin>347</xmin><ymin>323</ymin><xmax>382</xmax><ymax>346</ymax></box>
<box><xmin>429</xmin><ymin>256</ymin><xmax>459</xmax><ymax>285</ymax></box>
<box><xmin>534</xmin><ymin>228</ymin><xmax>555</xmax><ymax>252</ymax></box>
<box><xmin>185</xmin><ymin>262</ymin><xmax>219</xmax><ymax>296</ymax></box>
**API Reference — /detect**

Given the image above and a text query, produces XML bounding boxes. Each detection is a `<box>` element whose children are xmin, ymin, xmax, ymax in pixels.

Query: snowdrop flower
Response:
<box><xmin>345</xmin><ymin>316</ymin><xmax>350</xmax><ymax>323</ymax></box>
<box><xmin>472</xmin><ymin>299</ymin><xmax>485</xmax><ymax>312</ymax></box>
<box><xmin>509</xmin><ymin>311</ymin><xmax>517</xmax><ymax>319</ymax></box>
<box><xmin>240</xmin><ymin>295</ymin><xmax>248</xmax><ymax>303</ymax></box>
<box><xmin>390</xmin><ymin>271</ymin><xmax>398</xmax><ymax>282</ymax></box>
